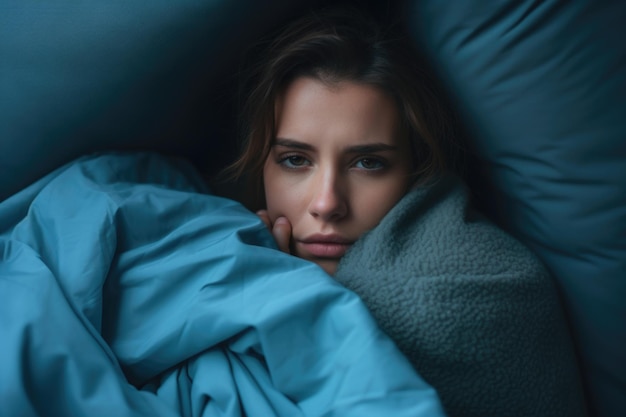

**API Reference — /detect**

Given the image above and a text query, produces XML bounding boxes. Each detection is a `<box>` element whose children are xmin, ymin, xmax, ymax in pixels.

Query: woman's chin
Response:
<box><xmin>313</xmin><ymin>259</ymin><xmax>338</xmax><ymax>276</ymax></box>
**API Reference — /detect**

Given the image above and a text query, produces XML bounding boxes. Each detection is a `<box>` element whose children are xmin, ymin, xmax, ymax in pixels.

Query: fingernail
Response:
<box><xmin>275</xmin><ymin>217</ymin><xmax>288</xmax><ymax>225</ymax></box>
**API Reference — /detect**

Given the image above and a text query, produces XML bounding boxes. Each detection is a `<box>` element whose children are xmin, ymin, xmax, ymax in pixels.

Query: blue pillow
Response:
<box><xmin>0</xmin><ymin>0</ymin><xmax>312</xmax><ymax>201</ymax></box>
<box><xmin>405</xmin><ymin>2</ymin><xmax>626</xmax><ymax>416</ymax></box>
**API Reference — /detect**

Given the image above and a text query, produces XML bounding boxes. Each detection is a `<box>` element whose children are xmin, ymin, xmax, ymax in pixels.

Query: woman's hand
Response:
<box><xmin>256</xmin><ymin>210</ymin><xmax>292</xmax><ymax>254</ymax></box>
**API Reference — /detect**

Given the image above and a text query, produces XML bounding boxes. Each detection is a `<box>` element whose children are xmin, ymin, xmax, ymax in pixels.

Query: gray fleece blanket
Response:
<box><xmin>335</xmin><ymin>175</ymin><xmax>588</xmax><ymax>417</ymax></box>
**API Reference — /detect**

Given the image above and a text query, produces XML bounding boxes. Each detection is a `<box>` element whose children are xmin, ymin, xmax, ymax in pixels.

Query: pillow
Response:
<box><xmin>0</xmin><ymin>0</ymin><xmax>314</xmax><ymax>201</ymax></box>
<box><xmin>405</xmin><ymin>1</ymin><xmax>626</xmax><ymax>416</ymax></box>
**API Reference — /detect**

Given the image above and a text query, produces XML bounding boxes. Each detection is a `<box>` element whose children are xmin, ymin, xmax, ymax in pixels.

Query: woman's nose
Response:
<box><xmin>307</xmin><ymin>171</ymin><xmax>348</xmax><ymax>221</ymax></box>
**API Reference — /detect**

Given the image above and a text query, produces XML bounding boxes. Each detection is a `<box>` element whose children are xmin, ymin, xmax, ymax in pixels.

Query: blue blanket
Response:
<box><xmin>0</xmin><ymin>153</ymin><xmax>446</xmax><ymax>417</ymax></box>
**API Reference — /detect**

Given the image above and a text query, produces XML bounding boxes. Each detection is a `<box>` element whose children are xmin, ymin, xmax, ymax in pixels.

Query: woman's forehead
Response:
<box><xmin>274</xmin><ymin>76</ymin><xmax>401</xmax><ymax>142</ymax></box>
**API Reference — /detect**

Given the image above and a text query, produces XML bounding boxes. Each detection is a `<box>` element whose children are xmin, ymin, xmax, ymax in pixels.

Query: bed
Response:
<box><xmin>1</xmin><ymin>1</ymin><xmax>624</xmax><ymax>416</ymax></box>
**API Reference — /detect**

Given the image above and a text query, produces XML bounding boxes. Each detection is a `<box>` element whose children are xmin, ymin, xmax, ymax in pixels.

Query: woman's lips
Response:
<box><xmin>296</xmin><ymin>235</ymin><xmax>353</xmax><ymax>258</ymax></box>
<box><xmin>298</xmin><ymin>242</ymin><xmax>352</xmax><ymax>258</ymax></box>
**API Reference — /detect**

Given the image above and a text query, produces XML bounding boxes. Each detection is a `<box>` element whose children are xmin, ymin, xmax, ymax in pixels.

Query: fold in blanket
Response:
<box><xmin>336</xmin><ymin>175</ymin><xmax>588</xmax><ymax>417</ymax></box>
<box><xmin>0</xmin><ymin>153</ymin><xmax>446</xmax><ymax>417</ymax></box>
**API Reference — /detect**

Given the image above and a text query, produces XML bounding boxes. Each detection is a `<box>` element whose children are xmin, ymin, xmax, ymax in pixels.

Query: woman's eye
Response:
<box><xmin>280</xmin><ymin>155</ymin><xmax>309</xmax><ymax>168</ymax></box>
<box><xmin>355</xmin><ymin>158</ymin><xmax>385</xmax><ymax>170</ymax></box>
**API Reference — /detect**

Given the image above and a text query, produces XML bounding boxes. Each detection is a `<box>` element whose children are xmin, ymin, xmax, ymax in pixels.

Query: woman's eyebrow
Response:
<box><xmin>273</xmin><ymin>139</ymin><xmax>397</xmax><ymax>154</ymax></box>
<box><xmin>273</xmin><ymin>138</ymin><xmax>314</xmax><ymax>151</ymax></box>
<box><xmin>345</xmin><ymin>143</ymin><xmax>398</xmax><ymax>154</ymax></box>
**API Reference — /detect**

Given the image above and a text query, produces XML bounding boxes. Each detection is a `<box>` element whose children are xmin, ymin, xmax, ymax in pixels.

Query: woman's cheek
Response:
<box><xmin>265</xmin><ymin>186</ymin><xmax>290</xmax><ymax>223</ymax></box>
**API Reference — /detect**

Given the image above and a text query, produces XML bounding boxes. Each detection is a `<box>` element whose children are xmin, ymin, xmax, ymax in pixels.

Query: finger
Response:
<box><xmin>272</xmin><ymin>217</ymin><xmax>292</xmax><ymax>254</ymax></box>
<box><xmin>256</xmin><ymin>210</ymin><xmax>272</xmax><ymax>230</ymax></box>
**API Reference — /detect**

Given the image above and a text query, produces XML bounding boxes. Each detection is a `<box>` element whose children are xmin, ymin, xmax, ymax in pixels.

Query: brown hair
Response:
<box><xmin>226</xmin><ymin>7</ymin><xmax>451</xmax><ymax>210</ymax></box>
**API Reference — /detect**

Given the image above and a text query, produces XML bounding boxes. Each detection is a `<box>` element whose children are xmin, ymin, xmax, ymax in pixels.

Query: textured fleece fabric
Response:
<box><xmin>336</xmin><ymin>175</ymin><xmax>588</xmax><ymax>417</ymax></box>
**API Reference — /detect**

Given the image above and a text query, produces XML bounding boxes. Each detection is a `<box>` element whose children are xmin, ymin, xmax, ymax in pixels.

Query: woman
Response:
<box><xmin>228</xmin><ymin>7</ymin><xmax>454</xmax><ymax>274</ymax></box>
<box><xmin>225</xmin><ymin>8</ymin><xmax>586</xmax><ymax>417</ymax></box>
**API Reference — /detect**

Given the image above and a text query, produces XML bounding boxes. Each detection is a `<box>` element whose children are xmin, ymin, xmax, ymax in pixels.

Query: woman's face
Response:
<box><xmin>263</xmin><ymin>76</ymin><xmax>414</xmax><ymax>274</ymax></box>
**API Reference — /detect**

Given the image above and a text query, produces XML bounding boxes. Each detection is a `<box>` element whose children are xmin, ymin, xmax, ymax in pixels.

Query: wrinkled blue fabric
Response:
<box><xmin>0</xmin><ymin>152</ymin><xmax>445</xmax><ymax>417</ymax></box>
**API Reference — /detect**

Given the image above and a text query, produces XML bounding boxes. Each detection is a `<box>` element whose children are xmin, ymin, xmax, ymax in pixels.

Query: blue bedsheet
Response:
<box><xmin>0</xmin><ymin>152</ymin><xmax>445</xmax><ymax>417</ymax></box>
